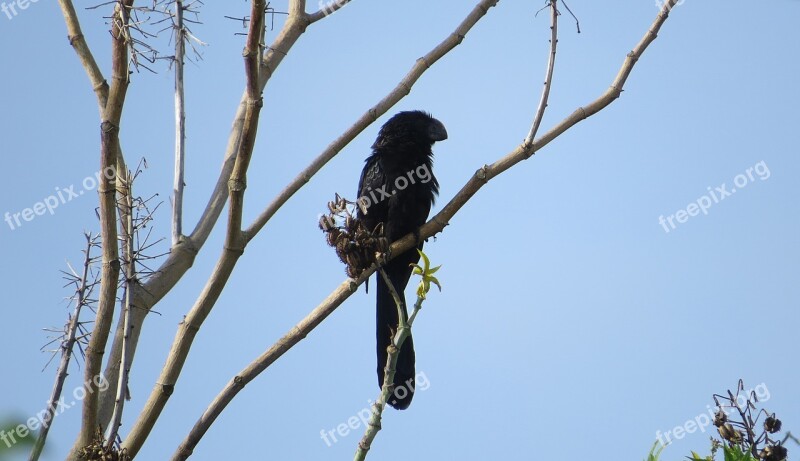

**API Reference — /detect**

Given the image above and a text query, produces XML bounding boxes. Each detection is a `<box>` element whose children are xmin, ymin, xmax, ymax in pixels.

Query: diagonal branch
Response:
<box><xmin>175</xmin><ymin>3</ymin><xmax>681</xmax><ymax>452</ymax></box>
<box><xmin>57</xmin><ymin>0</ymin><xmax>108</xmax><ymax>113</ymax></box>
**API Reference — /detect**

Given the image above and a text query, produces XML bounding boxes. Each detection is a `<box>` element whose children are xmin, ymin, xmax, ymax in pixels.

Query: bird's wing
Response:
<box><xmin>356</xmin><ymin>156</ymin><xmax>389</xmax><ymax>229</ymax></box>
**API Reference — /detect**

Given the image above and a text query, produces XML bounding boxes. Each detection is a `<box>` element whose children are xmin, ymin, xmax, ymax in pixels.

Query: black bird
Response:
<box><xmin>356</xmin><ymin>110</ymin><xmax>447</xmax><ymax>410</ymax></box>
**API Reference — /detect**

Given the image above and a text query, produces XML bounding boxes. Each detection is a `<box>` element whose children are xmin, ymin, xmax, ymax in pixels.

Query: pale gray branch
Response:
<box><xmin>525</xmin><ymin>0</ymin><xmax>558</xmax><ymax>145</ymax></box>
<box><xmin>172</xmin><ymin>0</ymin><xmax>187</xmax><ymax>246</ymax></box>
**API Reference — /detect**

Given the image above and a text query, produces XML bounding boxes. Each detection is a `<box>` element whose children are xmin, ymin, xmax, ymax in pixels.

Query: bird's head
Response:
<box><xmin>371</xmin><ymin>110</ymin><xmax>448</xmax><ymax>151</ymax></box>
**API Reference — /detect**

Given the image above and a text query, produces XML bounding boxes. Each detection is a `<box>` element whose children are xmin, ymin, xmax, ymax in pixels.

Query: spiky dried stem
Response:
<box><xmin>29</xmin><ymin>234</ymin><xmax>98</xmax><ymax>461</ymax></box>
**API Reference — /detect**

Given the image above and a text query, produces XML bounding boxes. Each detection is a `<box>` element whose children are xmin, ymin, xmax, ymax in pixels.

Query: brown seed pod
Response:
<box><xmin>718</xmin><ymin>423</ymin><xmax>742</xmax><ymax>443</ymax></box>
<box><xmin>714</xmin><ymin>409</ymin><xmax>727</xmax><ymax>427</ymax></box>
<box><xmin>759</xmin><ymin>444</ymin><xmax>787</xmax><ymax>461</ymax></box>
<box><xmin>764</xmin><ymin>415</ymin><xmax>782</xmax><ymax>433</ymax></box>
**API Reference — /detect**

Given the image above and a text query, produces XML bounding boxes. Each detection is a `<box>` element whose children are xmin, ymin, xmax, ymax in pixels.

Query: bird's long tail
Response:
<box><xmin>376</xmin><ymin>258</ymin><xmax>416</xmax><ymax>410</ymax></box>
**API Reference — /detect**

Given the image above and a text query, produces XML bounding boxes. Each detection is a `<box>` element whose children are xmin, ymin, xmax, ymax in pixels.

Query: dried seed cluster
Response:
<box><xmin>319</xmin><ymin>194</ymin><xmax>388</xmax><ymax>278</ymax></box>
<box><xmin>78</xmin><ymin>427</ymin><xmax>130</xmax><ymax>461</ymax></box>
<box><xmin>712</xmin><ymin>380</ymin><xmax>788</xmax><ymax>461</ymax></box>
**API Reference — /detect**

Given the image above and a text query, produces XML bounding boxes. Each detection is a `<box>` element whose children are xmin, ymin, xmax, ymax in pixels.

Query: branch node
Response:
<box><xmin>100</xmin><ymin>120</ymin><xmax>119</xmax><ymax>134</ymax></box>
<box><xmin>223</xmin><ymin>243</ymin><xmax>245</xmax><ymax>256</ymax></box>
<box><xmin>431</xmin><ymin>216</ymin><xmax>449</xmax><ymax>231</ymax></box>
<box><xmin>160</xmin><ymin>384</ymin><xmax>175</xmax><ymax>397</ymax></box>
<box><xmin>475</xmin><ymin>166</ymin><xmax>489</xmax><ymax>182</ymax></box>
<box><xmin>227</xmin><ymin>178</ymin><xmax>246</xmax><ymax>193</ymax></box>
<box><xmin>67</xmin><ymin>33</ymin><xmax>83</xmax><ymax>46</ymax></box>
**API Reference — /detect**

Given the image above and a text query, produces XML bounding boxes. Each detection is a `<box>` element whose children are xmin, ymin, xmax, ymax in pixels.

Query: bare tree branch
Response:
<box><xmin>70</xmin><ymin>1</ymin><xmax>133</xmax><ymax>455</ymax></box>
<box><xmin>525</xmin><ymin>0</ymin><xmax>558</xmax><ymax>146</ymax></box>
<box><xmin>172</xmin><ymin>0</ymin><xmax>187</xmax><ymax>246</ymax></box>
<box><xmin>57</xmin><ymin>0</ymin><xmax>108</xmax><ymax>114</ymax></box>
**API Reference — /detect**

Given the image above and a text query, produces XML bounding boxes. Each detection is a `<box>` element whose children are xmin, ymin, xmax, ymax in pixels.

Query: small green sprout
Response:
<box><xmin>409</xmin><ymin>249</ymin><xmax>441</xmax><ymax>300</ymax></box>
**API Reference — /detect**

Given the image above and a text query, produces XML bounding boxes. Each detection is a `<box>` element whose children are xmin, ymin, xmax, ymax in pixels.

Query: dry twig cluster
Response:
<box><xmin>319</xmin><ymin>194</ymin><xmax>388</xmax><ymax>279</ymax></box>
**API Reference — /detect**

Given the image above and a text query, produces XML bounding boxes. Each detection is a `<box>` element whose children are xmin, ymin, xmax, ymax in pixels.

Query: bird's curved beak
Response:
<box><xmin>428</xmin><ymin>119</ymin><xmax>448</xmax><ymax>142</ymax></box>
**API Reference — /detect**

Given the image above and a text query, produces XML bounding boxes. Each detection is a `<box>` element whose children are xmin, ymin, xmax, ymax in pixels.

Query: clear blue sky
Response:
<box><xmin>1</xmin><ymin>1</ymin><xmax>798</xmax><ymax>460</ymax></box>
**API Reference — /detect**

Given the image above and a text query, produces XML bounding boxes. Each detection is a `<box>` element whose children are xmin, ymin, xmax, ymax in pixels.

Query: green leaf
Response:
<box><xmin>410</xmin><ymin>249</ymin><xmax>442</xmax><ymax>300</ymax></box>
<box><xmin>645</xmin><ymin>440</ymin><xmax>667</xmax><ymax>461</ymax></box>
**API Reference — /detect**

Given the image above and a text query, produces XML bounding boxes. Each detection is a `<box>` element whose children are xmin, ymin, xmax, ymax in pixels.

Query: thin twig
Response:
<box><xmin>525</xmin><ymin>0</ymin><xmax>558</xmax><ymax>146</ymax></box>
<box><xmin>782</xmin><ymin>431</ymin><xmax>799</xmax><ymax>446</ymax></box>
